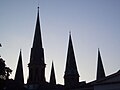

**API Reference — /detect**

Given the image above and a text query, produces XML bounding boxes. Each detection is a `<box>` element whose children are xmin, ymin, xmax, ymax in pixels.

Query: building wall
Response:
<box><xmin>94</xmin><ymin>83</ymin><xmax>120</xmax><ymax>90</ymax></box>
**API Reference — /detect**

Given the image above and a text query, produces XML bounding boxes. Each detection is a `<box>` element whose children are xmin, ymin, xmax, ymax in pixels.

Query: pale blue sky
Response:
<box><xmin>0</xmin><ymin>0</ymin><xmax>120</xmax><ymax>84</ymax></box>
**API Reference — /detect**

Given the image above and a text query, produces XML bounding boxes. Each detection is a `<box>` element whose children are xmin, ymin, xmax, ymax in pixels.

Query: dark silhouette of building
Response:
<box><xmin>27</xmin><ymin>7</ymin><xmax>46</xmax><ymax>85</ymax></box>
<box><xmin>64</xmin><ymin>33</ymin><xmax>79</xmax><ymax>89</ymax></box>
<box><xmin>1</xmin><ymin>7</ymin><xmax>120</xmax><ymax>90</ymax></box>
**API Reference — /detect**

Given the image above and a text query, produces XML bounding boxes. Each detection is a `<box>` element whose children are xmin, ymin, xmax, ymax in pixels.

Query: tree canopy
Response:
<box><xmin>0</xmin><ymin>58</ymin><xmax>12</xmax><ymax>80</ymax></box>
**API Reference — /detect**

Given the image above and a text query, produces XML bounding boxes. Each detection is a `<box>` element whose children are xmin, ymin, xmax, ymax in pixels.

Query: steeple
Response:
<box><xmin>27</xmin><ymin>7</ymin><xmax>46</xmax><ymax>84</ymax></box>
<box><xmin>32</xmin><ymin>7</ymin><xmax>43</xmax><ymax>49</ymax></box>
<box><xmin>64</xmin><ymin>33</ymin><xmax>79</xmax><ymax>88</ymax></box>
<box><xmin>96</xmin><ymin>48</ymin><xmax>106</xmax><ymax>80</ymax></box>
<box><xmin>50</xmin><ymin>61</ymin><xmax>56</xmax><ymax>85</ymax></box>
<box><xmin>14</xmin><ymin>49</ymin><xmax>24</xmax><ymax>85</ymax></box>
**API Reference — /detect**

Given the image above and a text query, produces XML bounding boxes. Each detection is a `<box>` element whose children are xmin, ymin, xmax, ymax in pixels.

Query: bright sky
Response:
<box><xmin>0</xmin><ymin>0</ymin><xmax>120</xmax><ymax>84</ymax></box>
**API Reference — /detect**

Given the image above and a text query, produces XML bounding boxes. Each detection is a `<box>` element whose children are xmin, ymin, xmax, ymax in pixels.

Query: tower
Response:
<box><xmin>14</xmin><ymin>50</ymin><xmax>24</xmax><ymax>85</ymax></box>
<box><xmin>64</xmin><ymin>33</ymin><xmax>79</xmax><ymax>88</ymax></box>
<box><xmin>50</xmin><ymin>61</ymin><xmax>56</xmax><ymax>85</ymax></box>
<box><xmin>27</xmin><ymin>7</ymin><xmax>46</xmax><ymax>84</ymax></box>
<box><xmin>96</xmin><ymin>49</ymin><xmax>106</xmax><ymax>80</ymax></box>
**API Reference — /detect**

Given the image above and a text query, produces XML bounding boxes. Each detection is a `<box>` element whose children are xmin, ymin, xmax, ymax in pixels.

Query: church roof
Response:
<box><xmin>64</xmin><ymin>33</ymin><xmax>79</xmax><ymax>76</ymax></box>
<box><xmin>88</xmin><ymin>70</ymin><xmax>120</xmax><ymax>86</ymax></box>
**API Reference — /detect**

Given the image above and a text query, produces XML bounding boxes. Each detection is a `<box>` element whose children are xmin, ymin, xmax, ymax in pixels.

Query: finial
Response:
<box><xmin>52</xmin><ymin>60</ymin><xmax>54</xmax><ymax>64</ymax></box>
<box><xmin>37</xmin><ymin>0</ymin><xmax>40</xmax><ymax>11</ymax></box>
<box><xmin>37</xmin><ymin>6</ymin><xmax>39</xmax><ymax>11</ymax></box>
<box><xmin>20</xmin><ymin>49</ymin><xmax>22</xmax><ymax>54</ymax></box>
<box><xmin>37</xmin><ymin>0</ymin><xmax>40</xmax><ymax>9</ymax></box>
<box><xmin>98</xmin><ymin>48</ymin><xmax>99</xmax><ymax>51</ymax></box>
<box><xmin>98</xmin><ymin>48</ymin><xmax>101</xmax><ymax>53</ymax></box>
<box><xmin>38</xmin><ymin>6</ymin><xmax>39</xmax><ymax>9</ymax></box>
<box><xmin>69</xmin><ymin>31</ymin><xmax>71</xmax><ymax>36</ymax></box>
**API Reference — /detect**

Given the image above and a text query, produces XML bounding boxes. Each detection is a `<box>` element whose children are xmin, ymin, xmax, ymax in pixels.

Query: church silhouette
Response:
<box><xmin>1</xmin><ymin>7</ymin><xmax>120</xmax><ymax>90</ymax></box>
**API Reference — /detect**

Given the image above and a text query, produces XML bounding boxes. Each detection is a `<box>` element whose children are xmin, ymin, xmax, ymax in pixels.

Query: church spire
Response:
<box><xmin>32</xmin><ymin>6</ymin><xmax>43</xmax><ymax>49</ymax></box>
<box><xmin>27</xmin><ymin>7</ymin><xmax>46</xmax><ymax>84</ymax></box>
<box><xmin>64</xmin><ymin>33</ymin><xmax>79</xmax><ymax>88</ymax></box>
<box><xmin>96</xmin><ymin>48</ymin><xmax>106</xmax><ymax>80</ymax></box>
<box><xmin>14</xmin><ymin>49</ymin><xmax>24</xmax><ymax>85</ymax></box>
<box><xmin>50</xmin><ymin>61</ymin><xmax>56</xmax><ymax>85</ymax></box>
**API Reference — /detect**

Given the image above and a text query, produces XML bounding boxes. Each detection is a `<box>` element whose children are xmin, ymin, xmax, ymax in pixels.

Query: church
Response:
<box><xmin>2</xmin><ymin>7</ymin><xmax>120</xmax><ymax>90</ymax></box>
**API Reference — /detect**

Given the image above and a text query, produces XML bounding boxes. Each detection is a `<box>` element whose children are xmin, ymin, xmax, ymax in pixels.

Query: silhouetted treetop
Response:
<box><xmin>0</xmin><ymin>58</ymin><xmax>12</xmax><ymax>80</ymax></box>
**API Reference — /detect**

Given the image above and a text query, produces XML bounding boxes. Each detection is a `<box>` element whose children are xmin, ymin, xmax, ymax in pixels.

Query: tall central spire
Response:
<box><xmin>27</xmin><ymin>7</ymin><xmax>46</xmax><ymax>84</ymax></box>
<box><xmin>64</xmin><ymin>33</ymin><xmax>79</xmax><ymax>88</ymax></box>
<box><xmin>65</xmin><ymin>33</ymin><xmax>79</xmax><ymax>76</ymax></box>
<box><xmin>32</xmin><ymin>7</ymin><xmax>43</xmax><ymax>49</ymax></box>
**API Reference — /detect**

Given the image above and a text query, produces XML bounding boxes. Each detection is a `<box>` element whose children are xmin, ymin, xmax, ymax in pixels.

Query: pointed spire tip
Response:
<box><xmin>38</xmin><ymin>6</ymin><xmax>39</xmax><ymax>10</ymax></box>
<box><xmin>98</xmin><ymin>48</ymin><xmax>100</xmax><ymax>51</ymax></box>
<box><xmin>37</xmin><ymin>6</ymin><xmax>39</xmax><ymax>14</ymax></box>
<box><xmin>69</xmin><ymin>31</ymin><xmax>71</xmax><ymax>35</ymax></box>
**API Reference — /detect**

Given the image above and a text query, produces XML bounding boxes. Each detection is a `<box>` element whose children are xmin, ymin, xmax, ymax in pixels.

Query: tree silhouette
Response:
<box><xmin>0</xmin><ymin>58</ymin><xmax>12</xmax><ymax>80</ymax></box>
<box><xmin>0</xmin><ymin>57</ymin><xmax>12</xmax><ymax>89</ymax></box>
<box><xmin>5</xmin><ymin>67</ymin><xmax>12</xmax><ymax>80</ymax></box>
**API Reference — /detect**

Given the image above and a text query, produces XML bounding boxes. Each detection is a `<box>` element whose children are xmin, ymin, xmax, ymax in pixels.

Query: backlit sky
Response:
<box><xmin>0</xmin><ymin>0</ymin><xmax>120</xmax><ymax>84</ymax></box>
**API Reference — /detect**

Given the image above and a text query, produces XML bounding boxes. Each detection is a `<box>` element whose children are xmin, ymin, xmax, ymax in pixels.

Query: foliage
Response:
<box><xmin>0</xmin><ymin>58</ymin><xmax>12</xmax><ymax>80</ymax></box>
